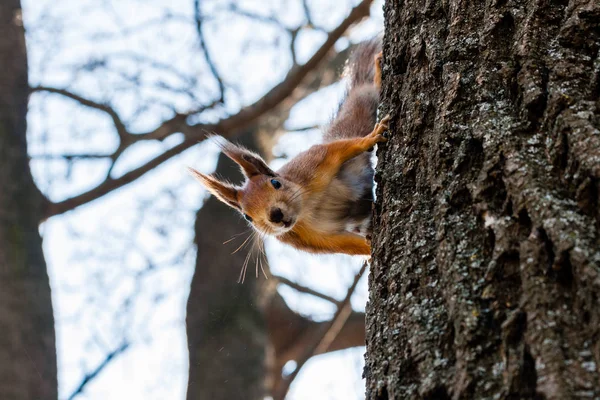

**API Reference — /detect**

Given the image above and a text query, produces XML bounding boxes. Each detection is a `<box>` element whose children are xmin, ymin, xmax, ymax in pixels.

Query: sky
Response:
<box><xmin>22</xmin><ymin>0</ymin><xmax>384</xmax><ymax>398</ymax></box>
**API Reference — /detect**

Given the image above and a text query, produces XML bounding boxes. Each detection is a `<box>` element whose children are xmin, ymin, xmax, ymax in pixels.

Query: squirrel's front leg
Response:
<box><xmin>314</xmin><ymin>231</ymin><xmax>371</xmax><ymax>255</ymax></box>
<box><xmin>282</xmin><ymin>229</ymin><xmax>371</xmax><ymax>255</ymax></box>
<box><xmin>324</xmin><ymin>114</ymin><xmax>390</xmax><ymax>165</ymax></box>
<box><xmin>307</xmin><ymin>115</ymin><xmax>390</xmax><ymax>191</ymax></box>
<box><xmin>360</xmin><ymin>114</ymin><xmax>390</xmax><ymax>151</ymax></box>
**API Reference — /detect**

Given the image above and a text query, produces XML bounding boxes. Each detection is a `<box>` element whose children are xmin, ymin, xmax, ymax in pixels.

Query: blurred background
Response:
<box><xmin>18</xmin><ymin>0</ymin><xmax>384</xmax><ymax>399</ymax></box>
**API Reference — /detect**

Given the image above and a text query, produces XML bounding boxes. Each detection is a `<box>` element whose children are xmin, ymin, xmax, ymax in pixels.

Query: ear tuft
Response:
<box><xmin>187</xmin><ymin>167</ymin><xmax>241</xmax><ymax>210</ymax></box>
<box><xmin>216</xmin><ymin>139</ymin><xmax>275</xmax><ymax>178</ymax></box>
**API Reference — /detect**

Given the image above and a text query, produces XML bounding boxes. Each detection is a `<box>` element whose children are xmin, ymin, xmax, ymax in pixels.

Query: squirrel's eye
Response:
<box><xmin>244</xmin><ymin>214</ymin><xmax>253</xmax><ymax>222</ymax></box>
<box><xmin>270</xmin><ymin>179</ymin><xmax>282</xmax><ymax>189</ymax></box>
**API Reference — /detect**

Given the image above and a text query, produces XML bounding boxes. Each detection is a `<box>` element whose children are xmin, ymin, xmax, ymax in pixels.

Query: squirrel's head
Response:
<box><xmin>189</xmin><ymin>139</ymin><xmax>303</xmax><ymax>236</ymax></box>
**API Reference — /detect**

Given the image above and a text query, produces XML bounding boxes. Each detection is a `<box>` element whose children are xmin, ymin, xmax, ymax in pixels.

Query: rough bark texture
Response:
<box><xmin>366</xmin><ymin>1</ymin><xmax>600</xmax><ymax>399</ymax></box>
<box><xmin>0</xmin><ymin>1</ymin><xmax>57</xmax><ymax>399</ymax></box>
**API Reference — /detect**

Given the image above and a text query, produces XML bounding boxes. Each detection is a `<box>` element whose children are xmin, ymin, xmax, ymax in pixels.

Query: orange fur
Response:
<box><xmin>189</xmin><ymin>40</ymin><xmax>387</xmax><ymax>256</ymax></box>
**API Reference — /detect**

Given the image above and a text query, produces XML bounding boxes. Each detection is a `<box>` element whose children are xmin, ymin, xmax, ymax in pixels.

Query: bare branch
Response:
<box><xmin>194</xmin><ymin>0</ymin><xmax>225</xmax><ymax>103</ymax></box>
<box><xmin>41</xmin><ymin>0</ymin><xmax>373</xmax><ymax>221</ymax></box>
<box><xmin>30</xmin><ymin>153</ymin><xmax>114</xmax><ymax>160</ymax></box>
<box><xmin>226</xmin><ymin>3</ymin><xmax>284</xmax><ymax>28</ymax></box>
<box><xmin>301</xmin><ymin>0</ymin><xmax>327</xmax><ymax>32</ymax></box>
<box><xmin>272</xmin><ymin>262</ymin><xmax>368</xmax><ymax>400</ymax></box>
<box><xmin>267</xmin><ymin>293</ymin><xmax>366</xmax><ymax>362</ymax></box>
<box><xmin>272</xmin><ymin>274</ymin><xmax>340</xmax><ymax>305</ymax></box>
<box><xmin>30</xmin><ymin>85</ymin><xmax>219</xmax><ymax>145</ymax></box>
<box><xmin>215</xmin><ymin>0</ymin><xmax>372</xmax><ymax>134</ymax></box>
<box><xmin>302</xmin><ymin>0</ymin><xmax>314</xmax><ymax>26</ymax></box>
<box><xmin>67</xmin><ymin>341</ymin><xmax>130</xmax><ymax>400</ymax></box>
<box><xmin>289</xmin><ymin>27</ymin><xmax>301</xmax><ymax>66</ymax></box>
<box><xmin>31</xmin><ymin>86</ymin><xmax>128</xmax><ymax>139</ymax></box>
<box><xmin>286</xmin><ymin>125</ymin><xmax>320</xmax><ymax>133</ymax></box>
<box><xmin>88</xmin><ymin>13</ymin><xmax>195</xmax><ymax>42</ymax></box>
<box><xmin>43</xmin><ymin>139</ymin><xmax>200</xmax><ymax>219</ymax></box>
<box><xmin>112</xmin><ymin>52</ymin><xmax>197</xmax><ymax>85</ymax></box>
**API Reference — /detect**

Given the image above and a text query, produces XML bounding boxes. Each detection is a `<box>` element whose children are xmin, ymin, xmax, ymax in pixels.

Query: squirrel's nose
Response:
<box><xmin>269</xmin><ymin>208</ymin><xmax>284</xmax><ymax>223</ymax></box>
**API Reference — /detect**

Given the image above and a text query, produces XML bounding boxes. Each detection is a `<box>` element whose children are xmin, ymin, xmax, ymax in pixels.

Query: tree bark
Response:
<box><xmin>366</xmin><ymin>1</ymin><xmax>600</xmax><ymax>399</ymax></box>
<box><xmin>0</xmin><ymin>1</ymin><xmax>57</xmax><ymax>399</ymax></box>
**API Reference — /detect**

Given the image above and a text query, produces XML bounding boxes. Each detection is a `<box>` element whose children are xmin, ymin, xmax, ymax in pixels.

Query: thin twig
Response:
<box><xmin>31</xmin><ymin>86</ymin><xmax>128</xmax><ymax>139</ymax></box>
<box><xmin>227</xmin><ymin>3</ymin><xmax>283</xmax><ymax>28</ymax></box>
<box><xmin>273</xmin><ymin>261</ymin><xmax>368</xmax><ymax>400</ymax></box>
<box><xmin>67</xmin><ymin>341</ymin><xmax>130</xmax><ymax>400</ymax></box>
<box><xmin>194</xmin><ymin>0</ymin><xmax>225</xmax><ymax>103</ymax></box>
<box><xmin>272</xmin><ymin>274</ymin><xmax>340</xmax><ymax>305</ymax></box>
<box><xmin>30</xmin><ymin>153</ymin><xmax>114</xmax><ymax>160</ymax></box>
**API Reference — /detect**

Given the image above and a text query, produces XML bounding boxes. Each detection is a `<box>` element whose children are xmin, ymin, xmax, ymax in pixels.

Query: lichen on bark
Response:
<box><xmin>366</xmin><ymin>1</ymin><xmax>600</xmax><ymax>399</ymax></box>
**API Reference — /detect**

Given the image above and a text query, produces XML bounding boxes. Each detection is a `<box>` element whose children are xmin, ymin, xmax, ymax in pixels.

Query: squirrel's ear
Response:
<box><xmin>217</xmin><ymin>140</ymin><xmax>275</xmax><ymax>178</ymax></box>
<box><xmin>187</xmin><ymin>167</ymin><xmax>241</xmax><ymax>210</ymax></box>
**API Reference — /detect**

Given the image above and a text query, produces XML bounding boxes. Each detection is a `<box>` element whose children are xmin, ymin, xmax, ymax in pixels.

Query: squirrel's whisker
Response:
<box><xmin>231</xmin><ymin>232</ymin><xmax>253</xmax><ymax>255</ymax></box>
<box><xmin>223</xmin><ymin>228</ymin><xmax>252</xmax><ymax>245</ymax></box>
<box><xmin>238</xmin><ymin>247</ymin><xmax>253</xmax><ymax>284</ymax></box>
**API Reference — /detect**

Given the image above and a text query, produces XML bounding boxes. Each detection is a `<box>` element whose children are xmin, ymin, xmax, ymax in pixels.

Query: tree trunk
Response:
<box><xmin>186</xmin><ymin>129</ymin><xmax>271</xmax><ymax>400</ymax></box>
<box><xmin>0</xmin><ymin>1</ymin><xmax>57</xmax><ymax>399</ymax></box>
<box><xmin>366</xmin><ymin>1</ymin><xmax>600</xmax><ymax>399</ymax></box>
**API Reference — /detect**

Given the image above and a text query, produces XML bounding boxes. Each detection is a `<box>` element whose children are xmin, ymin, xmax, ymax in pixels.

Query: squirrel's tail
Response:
<box><xmin>343</xmin><ymin>38</ymin><xmax>382</xmax><ymax>89</ymax></box>
<box><xmin>323</xmin><ymin>36</ymin><xmax>381</xmax><ymax>143</ymax></box>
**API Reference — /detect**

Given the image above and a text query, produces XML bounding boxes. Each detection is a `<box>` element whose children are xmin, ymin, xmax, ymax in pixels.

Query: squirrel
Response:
<box><xmin>189</xmin><ymin>39</ymin><xmax>388</xmax><ymax>256</ymax></box>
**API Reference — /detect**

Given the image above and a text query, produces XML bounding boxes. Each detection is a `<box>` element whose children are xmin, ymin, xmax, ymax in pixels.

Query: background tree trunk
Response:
<box><xmin>0</xmin><ymin>1</ymin><xmax>57</xmax><ymax>398</ymax></box>
<box><xmin>186</xmin><ymin>129</ymin><xmax>271</xmax><ymax>400</ymax></box>
<box><xmin>185</xmin><ymin>45</ymin><xmax>371</xmax><ymax>399</ymax></box>
<box><xmin>185</xmin><ymin>127</ymin><xmax>367</xmax><ymax>399</ymax></box>
<box><xmin>366</xmin><ymin>1</ymin><xmax>599</xmax><ymax>399</ymax></box>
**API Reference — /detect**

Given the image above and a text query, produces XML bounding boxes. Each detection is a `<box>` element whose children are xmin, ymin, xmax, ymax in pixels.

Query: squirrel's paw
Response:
<box><xmin>369</xmin><ymin>114</ymin><xmax>390</xmax><ymax>143</ymax></box>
